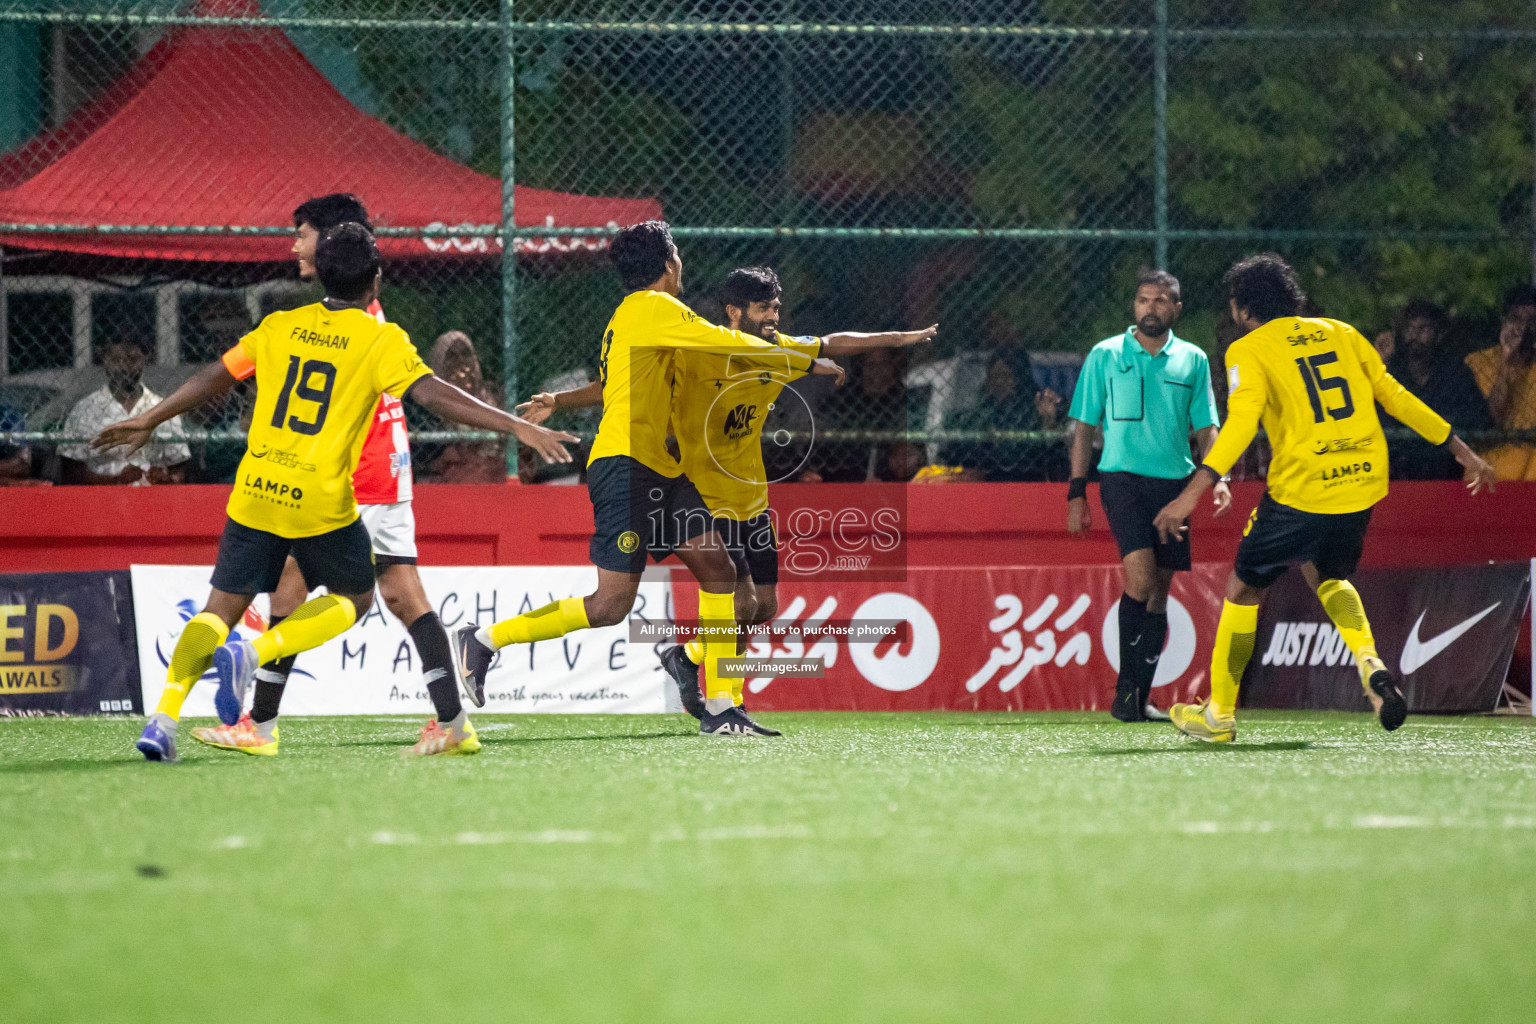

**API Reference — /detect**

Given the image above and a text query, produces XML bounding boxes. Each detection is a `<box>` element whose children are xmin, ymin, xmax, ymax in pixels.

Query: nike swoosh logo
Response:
<box><xmin>1399</xmin><ymin>602</ymin><xmax>1500</xmax><ymax>675</ymax></box>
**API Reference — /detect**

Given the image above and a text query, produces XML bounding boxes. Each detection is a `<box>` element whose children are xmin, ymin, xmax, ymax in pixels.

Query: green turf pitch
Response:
<box><xmin>2</xmin><ymin>711</ymin><xmax>1534</xmax><ymax>1022</ymax></box>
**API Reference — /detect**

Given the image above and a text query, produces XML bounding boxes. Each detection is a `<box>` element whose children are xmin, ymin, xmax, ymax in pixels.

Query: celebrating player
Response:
<box><xmin>455</xmin><ymin>223</ymin><xmax>818</xmax><ymax>737</ymax></box>
<box><xmin>96</xmin><ymin>224</ymin><xmax>576</xmax><ymax>761</ymax></box>
<box><xmin>190</xmin><ymin>193</ymin><xmax>475</xmax><ymax>758</ymax></box>
<box><xmin>521</xmin><ymin>265</ymin><xmax>936</xmax><ymax>730</ymax></box>
<box><xmin>1151</xmin><ymin>254</ymin><xmax>1496</xmax><ymax>742</ymax></box>
<box><xmin>1066</xmin><ymin>268</ymin><xmax>1230</xmax><ymax>722</ymax></box>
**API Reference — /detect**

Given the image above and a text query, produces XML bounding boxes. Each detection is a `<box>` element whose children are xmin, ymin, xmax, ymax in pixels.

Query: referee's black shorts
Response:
<box><xmin>716</xmin><ymin>512</ymin><xmax>779</xmax><ymax>586</ymax></box>
<box><xmin>1234</xmin><ymin>493</ymin><xmax>1372</xmax><ymax>589</ymax></box>
<box><xmin>587</xmin><ymin>455</ymin><xmax>715</xmax><ymax>574</ymax></box>
<box><xmin>210</xmin><ymin>517</ymin><xmax>376</xmax><ymax>596</ymax></box>
<box><xmin>1098</xmin><ymin>471</ymin><xmax>1193</xmax><ymax>571</ymax></box>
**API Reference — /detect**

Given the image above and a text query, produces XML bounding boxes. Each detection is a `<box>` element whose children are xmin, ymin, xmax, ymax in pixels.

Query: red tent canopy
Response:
<box><xmin>0</xmin><ymin>0</ymin><xmax>661</xmax><ymax>261</ymax></box>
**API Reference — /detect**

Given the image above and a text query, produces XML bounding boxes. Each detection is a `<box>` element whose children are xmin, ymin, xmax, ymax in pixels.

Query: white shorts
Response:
<box><xmin>357</xmin><ymin>500</ymin><xmax>418</xmax><ymax>563</ymax></box>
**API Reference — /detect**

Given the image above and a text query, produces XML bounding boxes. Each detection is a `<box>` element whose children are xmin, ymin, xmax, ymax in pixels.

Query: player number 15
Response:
<box><xmin>1294</xmin><ymin>351</ymin><xmax>1354</xmax><ymax>424</ymax></box>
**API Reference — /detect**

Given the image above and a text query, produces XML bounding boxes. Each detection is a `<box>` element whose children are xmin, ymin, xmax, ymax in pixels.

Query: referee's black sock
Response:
<box><xmin>251</xmin><ymin>614</ymin><xmax>295</xmax><ymax>726</ymax></box>
<box><xmin>1117</xmin><ymin>594</ymin><xmax>1148</xmax><ymax>681</ymax></box>
<box><xmin>1134</xmin><ymin>609</ymin><xmax>1169</xmax><ymax>698</ymax></box>
<box><xmin>408</xmin><ymin>612</ymin><xmax>462</xmax><ymax>723</ymax></box>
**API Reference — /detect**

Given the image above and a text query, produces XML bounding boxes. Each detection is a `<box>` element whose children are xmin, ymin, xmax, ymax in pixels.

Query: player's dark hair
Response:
<box><xmin>315</xmin><ymin>222</ymin><xmax>380</xmax><ymax>302</ymax></box>
<box><xmin>722</xmin><ymin>266</ymin><xmax>782</xmax><ymax>312</ymax></box>
<box><xmin>1135</xmin><ymin>267</ymin><xmax>1181</xmax><ymax>303</ymax></box>
<box><xmin>1223</xmin><ymin>253</ymin><xmax>1306</xmax><ymax>323</ymax></box>
<box><xmin>1502</xmin><ymin>283</ymin><xmax>1536</xmax><ymax>317</ymax></box>
<box><xmin>293</xmin><ymin>193</ymin><xmax>373</xmax><ymax>233</ymax></box>
<box><xmin>609</xmin><ymin>220</ymin><xmax>676</xmax><ymax>291</ymax></box>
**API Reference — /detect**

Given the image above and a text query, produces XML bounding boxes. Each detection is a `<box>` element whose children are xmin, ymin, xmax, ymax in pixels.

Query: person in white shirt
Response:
<box><xmin>60</xmin><ymin>337</ymin><xmax>190</xmax><ymax>485</ymax></box>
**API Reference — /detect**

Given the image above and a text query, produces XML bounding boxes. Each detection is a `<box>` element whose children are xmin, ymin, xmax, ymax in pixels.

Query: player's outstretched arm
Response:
<box><xmin>821</xmin><ymin>324</ymin><xmax>938</xmax><ymax>356</ymax></box>
<box><xmin>811</xmin><ymin>358</ymin><xmax>847</xmax><ymax>386</ymax></box>
<box><xmin>515</xmin><ymin>380</ymin><xmax>605</xmax><ymax>425</ymax></box>
<box><xmin>91</xmin><ymin>360</ymin><xmax>237</xmax><ymax>457</ymax></box>
<box><xmin>1445</xmin><ymin>434</ymin><xmax>1498</xmax><ymax>495</ymax></box>
<box><xmin>410</xmin><ymin>376</ymin><xmax>578</xmax><ymax>465</ymax></box>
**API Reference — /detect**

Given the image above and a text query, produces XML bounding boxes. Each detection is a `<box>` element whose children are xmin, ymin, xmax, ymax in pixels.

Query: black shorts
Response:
<box><xmin>210</xmin><ymin>517</ymin><xmax>376</xmax><ymax>596</ymax></box>
<box><xmin>1099</xmin><ymin>471</ymin><xmax>1192</xmax><ymax>571</ymax></box>
<box><xmin>1234</xmin><ymin>493</ymin><xmax>1372</xmax><ymax>589</ymax></box>
<box><xmin>587</xmin><ymin>456</ymin><xmax>714</xmax><ymax>574</ymax></box>
<box><xmin>717</xmin><ymin>512</ymin><xmax>779</xmax><ymax>586</ymax></box>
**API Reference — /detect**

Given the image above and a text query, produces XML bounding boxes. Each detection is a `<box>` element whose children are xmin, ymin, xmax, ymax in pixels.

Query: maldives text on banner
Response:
<box><xmin>705</xmin><ymin>564</ymin><xmax>1231</xmax><ymax>712</ymax></box>
<box><xmin>130</xmin><ymin>566</ymin><xmax>672</xmax><ymax>715</ymax></box>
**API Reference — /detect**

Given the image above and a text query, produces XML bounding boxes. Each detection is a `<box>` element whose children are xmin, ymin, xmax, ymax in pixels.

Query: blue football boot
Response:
<box><xmin>136</xmin><ymin>715</ymin><xmax>178</xmax><ymax>762</ymax></box>
<box><xmin>211</xmin><ymin>639</ymin><xmax>258</xmax><ymax>726</ymax></box>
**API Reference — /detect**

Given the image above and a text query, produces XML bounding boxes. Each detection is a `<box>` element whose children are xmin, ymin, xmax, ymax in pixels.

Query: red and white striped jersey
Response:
<box><xmin>351</xmin><ymin>299</ymin><xmax>414</xmax><ymax>505</ymax></box>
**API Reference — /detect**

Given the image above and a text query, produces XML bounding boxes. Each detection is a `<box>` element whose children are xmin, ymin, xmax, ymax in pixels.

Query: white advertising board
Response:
<box><xmin>130</xmin><ymin>565</ymin><xmax>674</xmax><ymax>715</ymax></box>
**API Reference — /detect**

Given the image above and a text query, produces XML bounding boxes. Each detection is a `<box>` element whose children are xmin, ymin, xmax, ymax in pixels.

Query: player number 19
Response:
<box><xmin>271</xmin><ymin>355</ymin><xmax>337</xmax><ymax>435</ymax></box>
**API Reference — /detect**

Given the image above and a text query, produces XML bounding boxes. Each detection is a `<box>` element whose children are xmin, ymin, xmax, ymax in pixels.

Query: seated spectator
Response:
<box><xmin>799</xmin><ymin>347</ymin><xmax>911</xmax><ymax>483</ymax></box>
<box><xmin>1465</xmin><ymin>284</ymin><xmax>1536</xmax><ymax>480</ymax></box>
<box><xmin>943</xmin><ymin>349</ymin><xmax>1062</xmax><ymax>481</ymax></box>
<box><xmin>421</xmin><ymin>330</ymin><xmax>507</xmax><ymax>483</ymax></box>
<box><xmin>60</xmin><ymin>336</ymin><xmax>189</xmax><ymax>485</ymax></box>
<box><xmin>0</xmin><ymin>401</ymin><xmax>41</xmax><ymax>486</ymax></box>
<box><xmin>1378</xmin><ymin>299</ymin><xmax>1491</xmax><ymax>479</ymax></box>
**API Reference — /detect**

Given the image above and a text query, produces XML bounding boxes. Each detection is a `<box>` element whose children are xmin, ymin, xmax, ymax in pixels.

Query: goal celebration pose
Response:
<box><xmin>96</xmin><ymin>224</ymin><xmax>576</xmax><ymax>761</ymax></box>
<box><xmin>1151</xmin><ymin>254</ymin><xmax>1497</xmax><ymax>742</ymax></box>
<box><xmin>522</xmin><ymin>265</ymin><xmax>936</xmax><ymax>730</ymax></box>
<box><xmin>455</xmin><ymin>222</ymin><xmax>827</xmax><ymax>736</ymax></box>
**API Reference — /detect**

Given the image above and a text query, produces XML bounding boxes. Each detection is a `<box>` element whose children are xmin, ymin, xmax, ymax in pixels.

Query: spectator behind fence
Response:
<box><xmin>798</xmin><ymin>346</ymin><xmax>909</xmax><ymax>482</ymax></box>
<box><xmin>422</xmin><ymin>330</ymin><xmax>507</xmax><ymax>483</ymax></box>
<box><xmin>1376</xmin><ymin>299</ymin><xmax>1491</xmax><ymax>479</ymax></box>
<box><xmin>943</xmin><ymin>349</ymin><xmax>1062</xmax><ymax>481</ymax></box>
<box><xmin>1464</xmin><ymin>284</ymin><xmax>1536</xmax><ymax>480</ymax></box>
<box><xmin>60</xmin><ymin>336</ymin><xmax>190</xmax><ymax>485</ymax></box>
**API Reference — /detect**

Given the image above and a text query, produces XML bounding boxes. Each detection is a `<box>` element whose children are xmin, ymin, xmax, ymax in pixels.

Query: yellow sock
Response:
<box><xmin>1209</xmin><ymin>600</ymin><xmax>1259</xmax><ymax>719</ymax></box>
<box><xmin>486</xmin><ymin>596</ymin><xmax>590</xmax><ymax>648</ymax></box>
<box><xmin>698</xmin><ymin>589</ymin><xmax>740</xmax><ymax>701</ymax></box>
<box><xmin>685</xmin><ymin>638</ymin><xmax>704</xmax><ymax>664</ymax></box>
<box><xmin>731</xmin><ymin>679</ymin><xmax>745</xmax><ymax>706</ymax></box>
<box><xmin>250</xmin><ymin>594</ymin><xmax>356</xmax><ymax>665</ymax></box>
<box><xmin>155</xmin><ymin>612</ymin><xmax>229</xmax><ymax>720</ymax></box>
<box><xmin>1316</xmin><ymin>579</ymin><xmax>1379</xmax><ymax>687</ymax></box>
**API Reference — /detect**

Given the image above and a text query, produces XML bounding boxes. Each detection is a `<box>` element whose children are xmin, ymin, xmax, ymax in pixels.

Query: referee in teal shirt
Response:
<box><xmin>1066</xmin><ymin>269</ymin><xmax>1231</xmax><ymax>721</ymax></box>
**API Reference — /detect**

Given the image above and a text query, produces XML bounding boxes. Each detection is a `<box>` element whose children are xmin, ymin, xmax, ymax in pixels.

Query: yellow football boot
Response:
<box><xmin>190</xmin><ymin>714</ymin><xmax>279</xmax><ymax>756</ymax></box>
<box><xmin>406</xmin><ymin>717</ymin><xmax>481</xmax><ymax>756</ymax></box>
<box><xmin>1169</xmin><ymin>700</ymin><xmax>1236</xmax><ymax>744</ymax></box>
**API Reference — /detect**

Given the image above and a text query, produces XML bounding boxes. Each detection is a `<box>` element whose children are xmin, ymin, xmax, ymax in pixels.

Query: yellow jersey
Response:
<box><xmin>671</xmin><ymin>334</ymin><xmax>822</xmax><ymax>520</ymax></box>
<box><xmin>221</xmin><ymin>302</ymin><xmax>432</xmax><ymax>537</ymax></box>
<box><xmin>1204</xmin><ymin>316</ymin><xmax>1450</xmax><ymax>514</ymax></box>
<box><xmin>588</xmin><ymin>290</ymin><xmax>788</xmax><ymax>476</ymax></box>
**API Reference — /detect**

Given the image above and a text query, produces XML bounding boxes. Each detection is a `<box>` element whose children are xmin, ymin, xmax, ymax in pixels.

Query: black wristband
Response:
<box><xmin>1067</xmin><ymin>477</ymin><xmax>1088</xmax><ymax>501</ymax></box>
<box><xmin>1439</xmin><ymin>431</ymin><xmax>1456</xmax><ymax>449</ymax></box>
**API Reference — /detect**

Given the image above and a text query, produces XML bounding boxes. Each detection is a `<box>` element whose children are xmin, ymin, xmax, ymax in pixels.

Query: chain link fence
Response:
<box><xmin>2</xmin><ymin>0</ymin><xmax>1536</xmax><ymax>488</ymax></box>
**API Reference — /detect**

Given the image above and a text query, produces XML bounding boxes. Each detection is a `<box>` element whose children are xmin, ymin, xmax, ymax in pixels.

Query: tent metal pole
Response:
<box><xmin>500</xmin><ymin>0</ymin><xmax>519</xmax><ymax>479</ymax></box>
